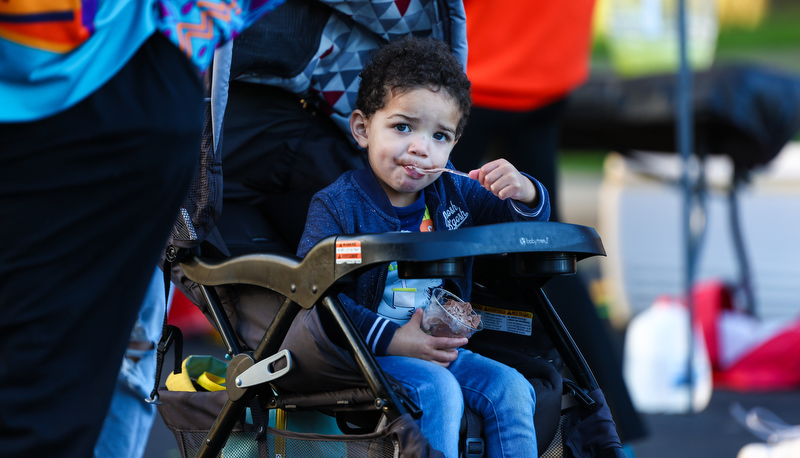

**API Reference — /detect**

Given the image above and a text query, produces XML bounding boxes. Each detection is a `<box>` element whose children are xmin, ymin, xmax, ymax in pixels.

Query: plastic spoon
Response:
<box><xmin>410</xmin><ymin>166</ymin><xmax>471</xmax><ymax>178</ymax></box>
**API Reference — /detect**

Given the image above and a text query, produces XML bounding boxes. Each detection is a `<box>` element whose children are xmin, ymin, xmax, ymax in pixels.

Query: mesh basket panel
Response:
<box><xmin>540</xmin><ymin>412</ymin><xmax>568</xmax><ymax>458</ymax></box>
<box><xmin>170</xmin><ymin>100</ymin><xmax>221</xmax><ymax>248</ymax></box>
<box><xmin>174</xmin><ymin>429</ymin><xmax>399</xmax><ymax>458</ymax></box>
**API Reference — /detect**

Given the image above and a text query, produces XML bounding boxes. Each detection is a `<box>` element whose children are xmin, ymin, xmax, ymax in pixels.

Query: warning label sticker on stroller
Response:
<box><xmin>336</xmin><ymin>240</ymin><xmax>362</xmax><ymax>264</ymax></box>
<box><xmin>472</xmin><ymin>304</ymin><xmax>533</xmax><ymax>336</ymax></box>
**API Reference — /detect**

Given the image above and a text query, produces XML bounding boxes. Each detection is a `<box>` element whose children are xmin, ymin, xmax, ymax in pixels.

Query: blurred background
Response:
<box><xmin>558</xmin><ymin>0</ymin><xmax>800</xmax><ymax>456</ymax></box>
<box><xmin>574</xmin><ymin>0</ymin><xmax>800</xmax><ymax>324</ymax></box>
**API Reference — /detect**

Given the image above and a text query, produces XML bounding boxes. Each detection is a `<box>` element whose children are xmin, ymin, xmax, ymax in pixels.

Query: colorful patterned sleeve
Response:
<box><xmin>155</xmin><ymin>0</ymin><xmax>285</xmax><ymax>71</ymax></box>
<box><xmin>0</xmin><ymin>1</ymin><xmax>96</xmax><ymax>53</ymax></box>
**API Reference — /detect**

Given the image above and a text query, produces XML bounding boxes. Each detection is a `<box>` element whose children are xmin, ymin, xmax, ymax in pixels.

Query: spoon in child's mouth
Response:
<box><xmin>409</xmin><ymin>165</ymin><xmax>471</xmax><ymax>178</ymax></box>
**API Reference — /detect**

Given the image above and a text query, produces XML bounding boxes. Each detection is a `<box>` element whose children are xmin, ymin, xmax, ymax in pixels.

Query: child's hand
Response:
<box><xmin>387</xmin><ymin>309</ymin><xmax>468</xmax><ymax>367</ymax></box>
<box><xmin>469</xmin><ymin>159</ymin><xmax>538</xmax><ymax>207</ymax></box>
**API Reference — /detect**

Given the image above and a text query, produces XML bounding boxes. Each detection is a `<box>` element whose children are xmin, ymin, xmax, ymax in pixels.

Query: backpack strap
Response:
<box><xmin>146</xmin><ymin>257</ymin><xmax>184</xmax><ymax>404</ymax></box>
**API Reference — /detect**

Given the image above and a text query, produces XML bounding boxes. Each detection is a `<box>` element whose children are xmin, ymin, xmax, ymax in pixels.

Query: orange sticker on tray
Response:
<box><xmin>335</xmin><ymin>240</ymin><xmax>362</xmax><ymax>264</ymax></box>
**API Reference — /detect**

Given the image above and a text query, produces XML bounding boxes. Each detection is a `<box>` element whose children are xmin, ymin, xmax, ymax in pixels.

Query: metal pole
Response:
<box><xmin>677</xmin><ymin>0</ymin><xmax>701</xmax><ymax>414</ymax></box>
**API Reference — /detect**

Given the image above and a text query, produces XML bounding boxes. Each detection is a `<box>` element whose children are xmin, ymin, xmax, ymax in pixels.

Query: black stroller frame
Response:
<box><xmin>162</xmin><ymin>220</ymin><xmax>624</xmax><ymax>457</ymax></box>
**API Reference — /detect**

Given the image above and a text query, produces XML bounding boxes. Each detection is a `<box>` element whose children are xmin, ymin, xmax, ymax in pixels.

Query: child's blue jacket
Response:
<box><xmin>297</xmin><ymin>164</ymin><xmax>551</xmax><ymax>356</ymax></box>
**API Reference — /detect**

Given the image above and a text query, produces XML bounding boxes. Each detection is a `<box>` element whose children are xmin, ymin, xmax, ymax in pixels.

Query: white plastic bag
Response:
<box><xmin>732</xmin><ymin>403</ymin><xmax>800</xmax><ymax>458</ymax></box>
<box><xmin>623</xmin><ymin>296</ymin><xmax>713</xmax><ymax>414</ymax></box>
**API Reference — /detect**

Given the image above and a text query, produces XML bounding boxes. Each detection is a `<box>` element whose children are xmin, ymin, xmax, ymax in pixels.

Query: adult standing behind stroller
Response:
<box><xmin>209</xmin><ymin>0</ymin><xmax>467</xmax><ymax>259</ymax></box>
<box><xmin>0</xmin><ymin>1</ymin><xmax>283</xmax><ymax>457</ymax></box>
<box><xmin>453</xmin><ymin>0</ymin><xmax>648</xmax><ymax>445</ymax></box>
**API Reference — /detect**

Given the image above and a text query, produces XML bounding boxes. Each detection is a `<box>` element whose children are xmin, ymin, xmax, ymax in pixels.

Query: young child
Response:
<box><xmin>293</xmin><ymin>36</ymin><xmax>551</xmax><ymax>457</ymax></box>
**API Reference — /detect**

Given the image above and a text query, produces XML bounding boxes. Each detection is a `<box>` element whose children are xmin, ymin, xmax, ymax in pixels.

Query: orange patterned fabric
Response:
<box><xmin>0</xmin><ymin>0</ymin><xmax>92</xmax><ymax>53</ymax></box>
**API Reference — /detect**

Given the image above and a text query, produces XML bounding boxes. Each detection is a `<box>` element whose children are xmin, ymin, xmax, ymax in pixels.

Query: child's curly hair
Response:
<box><xmin>356</xmin><ymin>36</ymin><xmax>472</xmax><ymax>138</ymax></box>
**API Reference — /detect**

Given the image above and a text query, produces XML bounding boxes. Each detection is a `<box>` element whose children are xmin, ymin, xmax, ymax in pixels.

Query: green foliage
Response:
<box><xmin>558</xmin><ymin>150</ymin><xmax>608</xmax><ymax>173</ymax></box>
<box><xmin>716</xmin><ymin>5</ymin><xmax>800</xmax><ymax>51</ymax></box>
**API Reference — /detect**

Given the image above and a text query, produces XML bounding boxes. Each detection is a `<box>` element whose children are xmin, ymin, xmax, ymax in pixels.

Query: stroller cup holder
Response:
<box><xmin>177</xmin><ymin>221</ymin><xmax>608</xmax><ymax>457</ymax></box>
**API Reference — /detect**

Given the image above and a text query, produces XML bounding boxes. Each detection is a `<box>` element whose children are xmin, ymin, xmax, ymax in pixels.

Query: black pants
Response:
<box><xmin>0</xmin><ymin>33</ymin><xmax>204</xmax><ymax>457</ymax></box>
<box><xmin>452</xmin><ymin>100</ymin><xmax>566</xmax><ymax>221</ymax></box>
<box><xmin>216</xmin><ymin>81</ymin><xmax>367</xmax><ymax>255</ymax></box>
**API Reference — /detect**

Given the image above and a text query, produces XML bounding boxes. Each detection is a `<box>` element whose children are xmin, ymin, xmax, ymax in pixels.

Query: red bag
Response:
<box><xmin>694</xmin><ymin>281</ymin><xmax>800</xmax><ymax>392</ymax></box>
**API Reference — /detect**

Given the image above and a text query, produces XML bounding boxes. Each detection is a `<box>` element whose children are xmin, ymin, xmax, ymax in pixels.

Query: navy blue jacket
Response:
<box><xmin>297</xmin><ymin>165</ymin><xmax>550</xmax><ymax>356</ymax></box>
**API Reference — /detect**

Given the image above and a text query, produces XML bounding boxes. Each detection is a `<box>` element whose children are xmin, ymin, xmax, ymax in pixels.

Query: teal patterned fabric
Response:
<box><xmin>156</xmin><ymin>0</ymin><xmax>286</xmax><ymax>71</ymax></box>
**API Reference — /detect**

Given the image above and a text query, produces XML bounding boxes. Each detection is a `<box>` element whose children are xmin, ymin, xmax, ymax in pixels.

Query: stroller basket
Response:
<box><xmin>159</xmin><ymin>389</ymin><xmax>429</xmax><ymax>458</ymax></box>
<box><xmin>191</xmin><ymin>429</ymin><xmax>397</xmax><ymax>458</ymax></box>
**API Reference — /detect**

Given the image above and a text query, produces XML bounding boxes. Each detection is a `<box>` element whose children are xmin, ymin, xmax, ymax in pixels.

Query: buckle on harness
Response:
<box><xmin>465</xmin><ymin>437</ymin><xmax>485</xmax><ymax>458</ymax></box>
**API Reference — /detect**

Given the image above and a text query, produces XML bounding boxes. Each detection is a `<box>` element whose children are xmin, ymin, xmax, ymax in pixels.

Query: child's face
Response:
<box><xmin>350</xmin><ymin>87</ymin><xmax>461</xmax><ymax>208</ymax></box>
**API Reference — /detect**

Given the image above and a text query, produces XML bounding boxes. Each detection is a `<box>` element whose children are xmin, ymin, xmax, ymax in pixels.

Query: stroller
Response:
<box><xmin>152</xmin><ymin>14</ymin><xmax>626</xmax><ymax>458</ymax></box>
<box><xmin>154</xmin><ymin>128</ymin><xmax>626</xmax><ymax>458</ymax></box>
<box><xmin>158</xmin><ymin>218</ymin><xmax>623</xmax><ymax>458</ymax></box>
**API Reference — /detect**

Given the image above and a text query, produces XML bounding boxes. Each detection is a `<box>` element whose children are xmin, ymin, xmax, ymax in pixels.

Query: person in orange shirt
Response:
<box><xmin>455</xmin><ymin>1</ymin><xmax>595</xmax><ymax>220</ymax></box>
<box><xmin>453</xmin><ymin>0</ymin><xmax>648</xmax><ymax>447</ymax></box>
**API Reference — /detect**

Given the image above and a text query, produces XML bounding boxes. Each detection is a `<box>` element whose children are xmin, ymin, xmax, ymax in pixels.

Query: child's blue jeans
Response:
<box><xmin>378</xmin><ymin>348</ymin><xmax>537</xmax><ymax>458</ymax></box>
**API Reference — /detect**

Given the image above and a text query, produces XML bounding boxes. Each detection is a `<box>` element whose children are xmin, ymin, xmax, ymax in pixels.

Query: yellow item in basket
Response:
<box><xmin>166</xmin><ymin>355</ymin><xmax>228</xmax><ymax>392</ymax></box>
<box><xmin>197</xmin><ymin>371</ymin><xmax>226</xmax><ymax>391</ymax></box>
